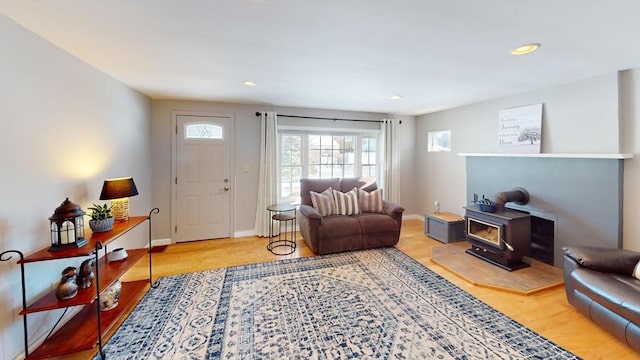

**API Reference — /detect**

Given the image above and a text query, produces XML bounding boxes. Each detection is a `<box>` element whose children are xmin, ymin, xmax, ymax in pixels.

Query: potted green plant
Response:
<box><xmin>88</xmin><ymin>203</ymin><xmax>114</xmax><ymax>232</ymax></box>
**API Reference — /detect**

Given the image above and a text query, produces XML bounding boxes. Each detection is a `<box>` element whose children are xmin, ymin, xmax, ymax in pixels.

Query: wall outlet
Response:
<box><xmin>242</xmin><ymin>165</ymin><xmax>250</xmax><ymax>173</ymax></box>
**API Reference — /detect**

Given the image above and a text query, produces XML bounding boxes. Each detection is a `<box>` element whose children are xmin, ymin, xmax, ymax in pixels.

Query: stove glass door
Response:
<box><xmin>467</xmin><ymin>217</ymin><xmax>503</xmax><ymax>249</ymax></box>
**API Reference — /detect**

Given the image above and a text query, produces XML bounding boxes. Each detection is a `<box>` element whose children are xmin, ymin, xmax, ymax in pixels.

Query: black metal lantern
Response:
<box><xmin>49</xmin><ymin>198</ymin><xmax>87</xmax><ymax>252</ymax></box>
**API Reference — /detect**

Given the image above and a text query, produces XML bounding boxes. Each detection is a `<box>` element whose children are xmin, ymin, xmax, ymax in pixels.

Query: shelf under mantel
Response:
<box><xmin>458</xmin><ymin>153</ymin><xmax>633</xmax><ymax>159</ymax></box>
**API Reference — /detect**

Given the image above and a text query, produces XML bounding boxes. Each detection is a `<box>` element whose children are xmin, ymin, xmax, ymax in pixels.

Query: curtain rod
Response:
<box><xmin>255</xmin><ymin>112</ymin><xmax>401</xmax><ymax>124</ymax></box>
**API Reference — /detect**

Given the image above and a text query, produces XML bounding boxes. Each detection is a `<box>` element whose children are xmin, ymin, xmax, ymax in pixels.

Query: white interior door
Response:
<box><xmin>175</xmin><ymin>115</ymin><xmax>231</xmax><ymax>242</ymax></box>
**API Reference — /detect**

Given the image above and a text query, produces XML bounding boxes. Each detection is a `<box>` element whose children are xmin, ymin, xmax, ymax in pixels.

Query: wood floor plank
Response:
<box><xmin>53</xmin><ymin>219</ymin><xmax>637</xmax><ymax>359</ymax></box>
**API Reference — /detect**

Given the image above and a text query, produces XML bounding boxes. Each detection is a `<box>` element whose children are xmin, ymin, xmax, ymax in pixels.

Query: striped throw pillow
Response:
<box><xmin>634</xmin><ymin>260</ymin><xmax>640</xmax><ymax>280</ymax></box>
<box><xmin>310</xmin><ymin>187</ymin><xmax>335</xmax><ymax>217</ymax></box>
<box><xmin>358</xmin><ymin>188</ymin><xmax>384</xmax><ymax>213</ymax></box>
<box><xmin>332</xmin><ymin>188</ymin><xmax>360</xmax><ymax>215</ymax></box>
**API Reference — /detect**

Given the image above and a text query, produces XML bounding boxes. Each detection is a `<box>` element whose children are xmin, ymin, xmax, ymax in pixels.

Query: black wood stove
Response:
<box><xmin>464</xmin><ymin>188</ymin><xmax>531</xmax><ymax>271</ymax></box>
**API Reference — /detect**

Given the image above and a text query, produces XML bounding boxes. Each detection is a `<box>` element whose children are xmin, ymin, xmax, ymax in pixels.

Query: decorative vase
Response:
<box><xmin>89</xmin><ymin>217</ymin><xmax>114</xmax><ymax>233</ymax></box>
<box><xmin>100</xmin><ymin>280</ymin><xmax>122</xmax><ymax>311</ymax></box>
<box><xmin>77</xmin><ymin>258</ymin><xmax>95</xmax><ymax>288</ymax></box>
<box><xmin>107</xmin><ymin>248</ymin><xmax>129</xmax><ymax>262</ymax></box>
<box><xmin>56</xmin><ymin>266</ymin><xmax>79</xmax><ymax>301</ymax></box>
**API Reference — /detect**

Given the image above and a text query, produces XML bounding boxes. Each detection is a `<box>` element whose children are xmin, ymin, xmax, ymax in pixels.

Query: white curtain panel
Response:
<box><xmin>254</xmin><ymin>111</ymin><xmax>278</xmax><ymax>237</ymax></box>
<box><xmin>382</xmin><ymin>119</ymin><xmax>401</xmax><ymax>203</ymax></box>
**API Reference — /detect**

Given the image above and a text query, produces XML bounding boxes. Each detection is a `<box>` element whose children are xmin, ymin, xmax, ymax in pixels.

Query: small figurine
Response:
<box><xmin>55</xmin><ymin>266</ymin><xmax>78</xmax><ymax>300</ymax></box>
<box><xmin>100</xmin><ymin>280</ymin><xmax>122</xmax><ymax>311</ymax></box>
<box><xmin>77</xmin><ymin>258</ymin><xmax>95</xmax><ymax>289</ymax></box>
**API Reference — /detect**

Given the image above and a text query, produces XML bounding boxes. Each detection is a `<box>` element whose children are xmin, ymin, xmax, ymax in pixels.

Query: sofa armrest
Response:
<box><xmin>298</xmin><ymin>204</ymin><xmax>323</xmax><ymax>254</ymax></box>
<box><xmin>382</xmin><ymin>200</ymin><xmax>404</xmax><ymax>218</ymax></box>
<box><xmin>299</xmin><ymin>204</ymin><xmax>322</xmax><ymax>220</ymax></box>
<box><xmin>562</xmin><ymin>246</ymin><xmax>640</xmax><ymax>275</ymax></box>
<box><xmin>562</xmin><ymin>253</ymin><xmax>580</xmax><ymax>305</ymax></box>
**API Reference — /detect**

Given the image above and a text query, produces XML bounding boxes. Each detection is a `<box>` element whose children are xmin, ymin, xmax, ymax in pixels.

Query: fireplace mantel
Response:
<box><xmin>458</xmin><ymin>153</ymin><xmax>633</xmax><ymax>159</ymax></box>
<box><xmin>465</xmin><ymin>155</ymin><xmax>625</xmax><ymax>266</ymax></box>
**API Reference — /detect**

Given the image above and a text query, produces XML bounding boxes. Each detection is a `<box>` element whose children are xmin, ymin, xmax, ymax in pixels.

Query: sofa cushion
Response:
<box><xmin>333</xmin><ymin>188</ymin><xmax>360</xmax><ymax>215</ymax></box>
<box><xmin>310</xmin><ymin>187</ymin><xmax>335</xmax><ymax>217</ymax></box>
<box><xmin>611</xmin><ymin>274</ymin><xmax>640</xmax><ymax>324</ymax></box>
<box><xmin>317</xmin><ymin>215</ymin><xmax>362</xmax><ymax>238</ymax></box>
<box><xmin>301</xmin><ymin>178</ymin><xmax>341</xmax><ymax>206</ymax></box>
<box><xmin>355</xmin><ymin>213</ymin><xmax>400</xmax><ymax>234</ymax></box>
<box><xmin>562</xmin><ymin>246</ymin><xmax>640</xmax><ymax>275</ymax></box>
<box><xmin>358</xmin><ymin>188</ymin><xmax>383</xmax><ymax>213</ymax></box>
<box><xmin>340</xmin><ymin>177</ymin><xmax>377</xmax><ymax>193</ymax></box>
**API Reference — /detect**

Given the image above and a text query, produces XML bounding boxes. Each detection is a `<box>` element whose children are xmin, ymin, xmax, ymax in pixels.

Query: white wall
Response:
<box><xmin>151</xmin><ymin>102</ymin><xmax>417</xmax><ymax>240</ymax></box>
<box><xmin>0</xmin><ymin>15</ymin><xmax>152</xmax><ymax>360</ymax></box>
<box><xmin>415</xmin><ymin>71</ymin><xmax>640</xmax><ymax>249</ymax></box>
<box><xmin>621</xmin><ymin>69</ymin><xmax>640</xmax><ymax>251</ymax></box>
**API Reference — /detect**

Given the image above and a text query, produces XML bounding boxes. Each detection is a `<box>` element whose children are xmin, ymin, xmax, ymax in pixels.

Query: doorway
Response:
<box><xmin>172</xmin><ymin>113</ymin><xmax>233</xmax><ymax>242</ymax></box>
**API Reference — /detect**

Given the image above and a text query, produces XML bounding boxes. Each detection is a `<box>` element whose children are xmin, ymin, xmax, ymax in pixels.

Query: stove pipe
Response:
<box><xmin>495</xmin><ymin>187</ymin><xmax>529</xmax><ymax>211</ymax></box>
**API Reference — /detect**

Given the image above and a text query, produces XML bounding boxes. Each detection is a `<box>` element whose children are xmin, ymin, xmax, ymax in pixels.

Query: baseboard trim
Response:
<box><xmin>150</xmin><ymin>238</ymin><xmax>172</xmax><ymax>248</ymax></box>
<box><xmin>403</xmin><ymin>214</ymin><xmax>424</xmax><ymax>221</ymax></box>
<box><xmin>234</xmin><ymin>230</ymin><xmax>255</xmax><ymax>238</ymax></box>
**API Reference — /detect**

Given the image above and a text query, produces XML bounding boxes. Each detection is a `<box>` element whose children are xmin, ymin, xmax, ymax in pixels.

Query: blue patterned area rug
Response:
<box><xmin>97</xmin><ymin>247</ymin><xmax>579</xmax><ymax>359</ymax></box>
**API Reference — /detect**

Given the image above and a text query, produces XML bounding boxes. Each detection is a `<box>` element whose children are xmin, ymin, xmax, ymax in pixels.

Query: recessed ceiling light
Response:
<box><xmin>511</xmin><ymin>43</ymin><xmax>541</xmax><ymax>56</ymax></box>
<box><xmin>242</xmin><ymin>81</ymin><xmax>257</xmax><ymax>87</ymax></box>
<box><xmin>390</xmin><ymin>95</ymin><xmax>402</xmax><ymax>100</ymax></box>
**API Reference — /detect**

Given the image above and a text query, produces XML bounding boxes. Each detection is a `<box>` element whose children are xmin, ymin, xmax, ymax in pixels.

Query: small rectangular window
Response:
<box><xmin>280</xmin><ymin>134</ymin><xmax>303</xmax><ymax>200</ymax></box>
<box><xmin>427</xmin><ymin>130</ymin><xmax>451</xmax><ymax>152</ymax></box>
<box><xmin>361</xmin><ymin>136</ymin><xmax>377</xmax><ymax>177</ymax></box>
<box><xmin>185</xmin><ymin>123</ymin><xmax>223</xmax><ymax>139</ymax></box>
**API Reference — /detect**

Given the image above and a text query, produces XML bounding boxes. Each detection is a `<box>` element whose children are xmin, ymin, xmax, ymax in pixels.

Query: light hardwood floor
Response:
<box><xmin>65</xmin><ymin>219</ymin><xmax>636</xmax><ymax>359</ymax></box>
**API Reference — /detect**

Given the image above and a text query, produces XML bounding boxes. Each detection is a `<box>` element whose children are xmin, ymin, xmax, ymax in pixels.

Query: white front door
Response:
<box><xmin>175</xmin><ymin>115</ymin><xmax>232</xmax><ymax>242</ymax></box>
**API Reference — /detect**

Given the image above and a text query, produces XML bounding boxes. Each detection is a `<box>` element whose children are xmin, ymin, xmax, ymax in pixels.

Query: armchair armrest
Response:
<box><xmin>562</xmin><ymin>246</ymin><xmax>640</xmax><ymax>275</ymax></box>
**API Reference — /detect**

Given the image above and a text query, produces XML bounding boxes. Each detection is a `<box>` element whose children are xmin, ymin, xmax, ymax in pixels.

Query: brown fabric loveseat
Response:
<box><xmin>298</xmin><ymin>177</ymin><xmax>404</xmax><ymax>255</ymax></box>
<box><xmin>562</xmin><ymin>246</ymin><xmax>640</xmax><ymax>352</ymax></box>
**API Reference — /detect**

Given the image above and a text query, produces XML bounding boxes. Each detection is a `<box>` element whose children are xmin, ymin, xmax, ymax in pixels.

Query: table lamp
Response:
<box><xmin>99</xmin><ymin>177</ymin><xmax>139</xmax><ymax>221</ymax></box>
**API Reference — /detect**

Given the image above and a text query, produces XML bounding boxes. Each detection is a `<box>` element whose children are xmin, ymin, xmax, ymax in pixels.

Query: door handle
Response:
<box><xmin>224</xmin><ymin>187</ymin><xmax>230</xmax><ymax>191</ymax></box>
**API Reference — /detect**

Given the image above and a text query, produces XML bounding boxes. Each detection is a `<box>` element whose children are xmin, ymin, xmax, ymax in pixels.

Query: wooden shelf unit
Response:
<box><xmin>19</xmin><ymin>216</ymin><xmax>148</xmax><ymax>263</ymax></box>
<box><xmin>21</xmin><ymin>249</ymin><xmax>146</xmax><ymax>314</ymax></box>
<box><xmin>26</xmin><ymin>281</ymin><xmax>148</xmax><ymax>359</ymax></box>
<box><xmin>2</xmin><ymin>210</ymin><xmax>158</xmax><ymax>360</ymax></box>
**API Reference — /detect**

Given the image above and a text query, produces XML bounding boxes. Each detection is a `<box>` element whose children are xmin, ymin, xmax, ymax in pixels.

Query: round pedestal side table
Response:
<box><xmin>267</xmin><ymin>204</ymin><xmax>297</xmax><ymax>255</ymax></box>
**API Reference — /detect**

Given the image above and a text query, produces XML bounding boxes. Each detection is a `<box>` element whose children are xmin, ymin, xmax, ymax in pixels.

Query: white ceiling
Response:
<box><xmin>2</xmin><ymin>0</ymin><xmax>640</xmax><ymax>116</ymax></box>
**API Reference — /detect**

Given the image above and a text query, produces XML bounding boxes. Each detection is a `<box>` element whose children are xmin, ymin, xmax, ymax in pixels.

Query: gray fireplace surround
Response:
<box><xmin>466</xmin><ymin>156</ymin><xmax>623</xmax><ymax>266</ymax></box>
